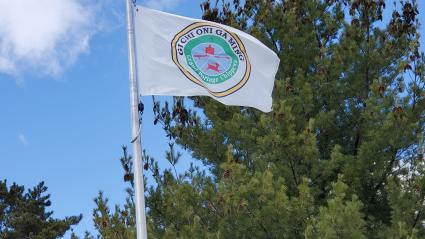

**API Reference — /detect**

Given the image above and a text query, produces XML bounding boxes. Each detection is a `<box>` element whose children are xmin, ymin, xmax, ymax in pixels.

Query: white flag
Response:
<box><xmin>134</xmin><ymin>6</ymin><xmax>280</xmax><ymax>112</ymax></box>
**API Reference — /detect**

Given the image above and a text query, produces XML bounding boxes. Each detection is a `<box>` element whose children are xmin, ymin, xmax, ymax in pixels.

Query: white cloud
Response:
<box><xmin>146</xmin><ymin>0</ymin><xmax>186</xmax><ymax>11</ymax></box>
<box><xmin>0</xmin><ymin>56</ymin><xmax>16</xmax><ymax>74</ymax></box>
<box><xmin>0</xmin><ymin>0</ymin><xmax>95</xmax><ymax>77</ymax></box>
<box><xmin>18</xmin><ymin>132</ymin><xmax>28</xmax><ymax>146</ymax></box>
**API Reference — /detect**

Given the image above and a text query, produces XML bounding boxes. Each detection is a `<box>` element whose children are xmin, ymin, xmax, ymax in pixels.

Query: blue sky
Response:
<box><xmin>0</xmin><ymin>0</ymin><xmax>204</xmax><ymax>236</ymax></box>
<box><xmin>0</xmin><ymin>0</ymin><xmax>424</xmax><ymax>238</ymax></box>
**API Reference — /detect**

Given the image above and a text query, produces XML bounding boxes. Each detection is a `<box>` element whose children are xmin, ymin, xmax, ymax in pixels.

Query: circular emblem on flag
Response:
<box><xmin>172</xmin><ymin>22</ymin><xmax>251</xmax><ymax>97</ymax></box>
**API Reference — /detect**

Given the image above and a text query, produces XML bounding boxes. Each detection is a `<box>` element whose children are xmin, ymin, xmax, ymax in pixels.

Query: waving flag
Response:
<box><xmin>134</xmin><ymin>6</ymin><xmax>280</xmax><ymax>112</ymax></box>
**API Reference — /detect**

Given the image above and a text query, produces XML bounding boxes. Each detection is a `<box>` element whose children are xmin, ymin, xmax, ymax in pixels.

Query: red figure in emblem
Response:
<box><xmin>194</xmin><ymin>45</ymin><xmax>215</xmax><ymax>58</ymax></box>
<box><xmin>207</xmin><ymin>62</ymin><xmax>221</xmax><ymax>73</ymax></box>
<box><xmin>205</xmin><ymin>45</ymin><xmax>215</xmax><ymax>55</ymax></box>
<box><xmin>194</xmin><ymin>45</ymin><xmax>230</xmax><ymax>60</ymax></box>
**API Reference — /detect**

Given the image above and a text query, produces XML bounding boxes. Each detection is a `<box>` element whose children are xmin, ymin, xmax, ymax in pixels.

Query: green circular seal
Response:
<box><xmin>172</xmin><ymin>22</ymin><xmax>251</xmax><ymax>97</ymax></box>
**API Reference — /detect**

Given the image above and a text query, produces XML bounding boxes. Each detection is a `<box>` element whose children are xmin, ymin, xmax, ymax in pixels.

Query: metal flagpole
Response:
<box><xmin>125</xmin><ymin>0</ymin><xmax>148</xmax><ymax>239</ymax></box>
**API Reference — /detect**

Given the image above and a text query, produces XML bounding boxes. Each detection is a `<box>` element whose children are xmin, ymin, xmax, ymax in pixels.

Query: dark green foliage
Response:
<box><xmin>91</xmin><ymin>0</ymin><xmax>425</xmax><ymax>238</ymax></box>
<box><xmin>0</xmin><ymin>180</ymin><xmax>81</xmax><ymax>239</ymax></box>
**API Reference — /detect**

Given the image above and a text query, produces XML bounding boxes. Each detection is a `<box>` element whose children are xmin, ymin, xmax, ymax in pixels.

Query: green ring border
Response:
<box><xmin>184</xmin><ymin>36</ymin><xmax>239</xmax><ymax>84</ymax></box>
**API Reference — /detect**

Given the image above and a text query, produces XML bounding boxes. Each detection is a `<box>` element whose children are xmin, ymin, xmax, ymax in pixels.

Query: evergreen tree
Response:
<box><xmin>305</xmin><ymin>177</ymin><xmax>366</xmax><ymax>239</ymax></box>
<box><xmin>0</xmin><ymin>180</ymin><xmax>81</xmax><ymax>239</ymax></box>
<box><xmin>90</xmin><ymin>0</ymin><xmax>425</xmax><ymax>238</ymax></box>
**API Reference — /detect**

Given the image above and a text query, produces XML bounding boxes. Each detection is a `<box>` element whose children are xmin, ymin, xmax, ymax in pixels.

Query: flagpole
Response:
<box><xmin>125</xmin><ymin>0</ymin><xmax>148</xmax><ymax>239</ymax></box>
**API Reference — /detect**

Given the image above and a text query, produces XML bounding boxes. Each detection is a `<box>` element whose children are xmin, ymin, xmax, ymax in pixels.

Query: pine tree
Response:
<box><xmin>90</xmin><ymin>0</ymin><xmax>425</xmax><ymax>238</ymax></box>
<box><xmin>0</xmin><ymin>180</ymin><xmax>81</xmax><ymax>239</ymax></box>
<box><xmin>305</xmin><ymin>177</ymin><xmax>366</xmax><ymax>239</ymax></box>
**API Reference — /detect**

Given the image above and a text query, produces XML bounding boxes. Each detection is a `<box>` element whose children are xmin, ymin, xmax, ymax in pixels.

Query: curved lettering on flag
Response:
<box><xmin>171</xmin><ymin>22</ymin><xmax>251</xmax><ymax>97</ymax></box>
